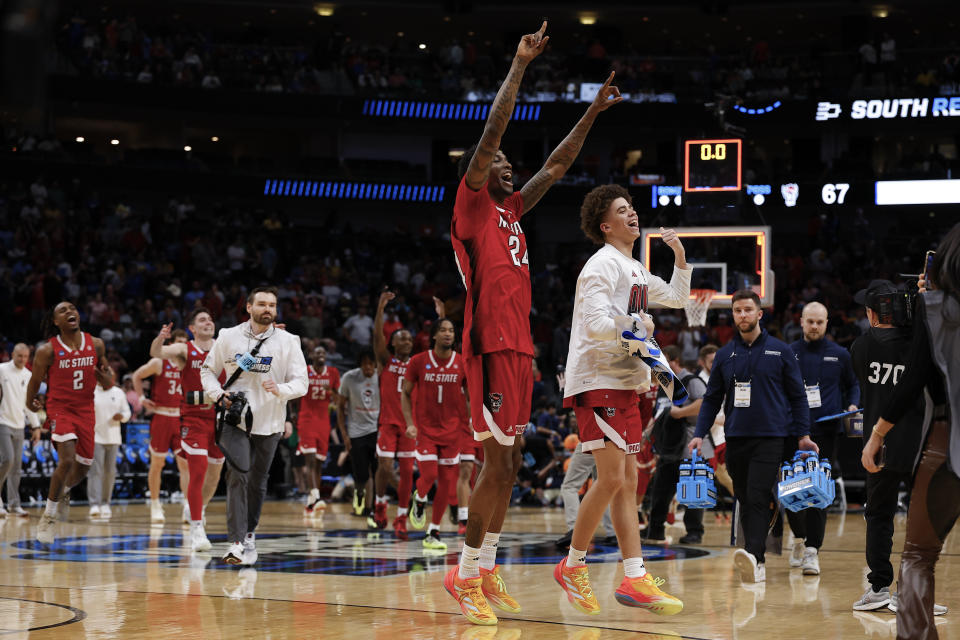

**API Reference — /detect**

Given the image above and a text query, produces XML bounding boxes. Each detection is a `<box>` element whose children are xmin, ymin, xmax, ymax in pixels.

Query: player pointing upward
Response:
<box><xmin>446</xmin><ymin>21</ymin><xmax>623</xmax><ymax>626</ymax></box>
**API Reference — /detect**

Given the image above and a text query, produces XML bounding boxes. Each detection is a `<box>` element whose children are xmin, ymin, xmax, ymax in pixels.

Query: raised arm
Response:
<box><xmin>464</xmin><ymin>21</ymin><xmax>549</xmax><ymax>191</ymax></box>
<box><xmin>520</xmin><ymin>71</ymin><xmax>623</xmax><ymax>211</ymax></box>
<box><xmin>373</xmin><ymin>290</ymin><xmax>394</xmax><ymax>369</ymax></box>
<box><xmin>149</xmin><ymin>323</ymin><xmax>187</xmax><ymax>369</ymax></box>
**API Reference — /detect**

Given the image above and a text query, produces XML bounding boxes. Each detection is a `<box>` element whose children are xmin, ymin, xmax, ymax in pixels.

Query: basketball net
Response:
<box><xmin>684</xmin><ymin>289</ymin><xmax>716</xmax><ymax>327</ymax></box>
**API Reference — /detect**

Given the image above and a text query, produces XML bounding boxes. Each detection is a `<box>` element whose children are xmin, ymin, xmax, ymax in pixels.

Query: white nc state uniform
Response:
<box><xmin>564</xmin><ymin>243</ymin><xmax>692</xmax><ymax>399</ymax></box>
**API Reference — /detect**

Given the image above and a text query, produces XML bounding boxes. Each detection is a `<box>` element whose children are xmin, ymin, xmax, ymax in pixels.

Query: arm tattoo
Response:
<box><xmin>467</xmin><ymin>59</ymin><xmax>528</xmax><ymax>186</ymax></box>
<box><xmin>520</xmin><ymin>109</ymin><xmax>598</xmax><ymax>210</ymax></box>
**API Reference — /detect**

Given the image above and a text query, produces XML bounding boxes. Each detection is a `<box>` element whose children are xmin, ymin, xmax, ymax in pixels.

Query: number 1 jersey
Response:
<box><xmin>451</xmin><ymin>176</ymin><xmax>533</xmax><ymax>358</ymax></box>
<box><xmin>404</xmin><ymin>350</ymin><xmax>467</xmax><ymax>445</ymax></box>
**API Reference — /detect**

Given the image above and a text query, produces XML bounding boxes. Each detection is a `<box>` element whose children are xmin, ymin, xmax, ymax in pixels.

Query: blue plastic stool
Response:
<box><xmin>777</xmin><ymin>451</ymin><xmax>835</xmax><ymax>512</ymax></box>
<box><xmin>676</xmin><ymin>449</ymin><xmax>717</xmax><ymax>508</ymax></box>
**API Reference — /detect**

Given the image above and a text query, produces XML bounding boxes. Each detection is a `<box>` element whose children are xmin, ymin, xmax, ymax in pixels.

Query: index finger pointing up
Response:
<box><xmin>536</xmin><ymin>20</ymin><xmax>547</xmax><ymax>37</ymax></box>
<box><xmin>601</xmin><ymin>70</ymin><xmax>615</xmax><ymax>87</ymax></box>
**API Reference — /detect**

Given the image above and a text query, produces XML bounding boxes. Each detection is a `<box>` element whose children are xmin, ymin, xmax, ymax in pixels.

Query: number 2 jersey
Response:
<box><xmin>403</xmin><ymin>350</ymin><xmax>467</xmax><ymax>445</ymax></box>
<box><xmin>564</xmin><ymin>243</ymin><xmax>692</xmax><ymax>400</ymax></box>
<box><xmin>47</xmin><ymin>332</ymin><xmax>97</xmax><ymax>416</ymax></box>
<box><xmin>451</xmin><ymin>176</ymin><xmax>533</xmax><ymax>358</ymax></box>
<box><xmin>300</xmin><ymin>365</ymin><xmax>340</xmax><ymax>430</ymax></box>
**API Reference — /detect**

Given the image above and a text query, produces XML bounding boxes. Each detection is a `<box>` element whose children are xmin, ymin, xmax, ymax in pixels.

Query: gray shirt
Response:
<box><xmin>339</xmin><ymin>368</ymin><xmax>380</xmax><ymax>438</ymax></box>
<box><xmin>677</xmin><ymin>367</ymin><xmax>707</xmax><ymax>441</ymax></box>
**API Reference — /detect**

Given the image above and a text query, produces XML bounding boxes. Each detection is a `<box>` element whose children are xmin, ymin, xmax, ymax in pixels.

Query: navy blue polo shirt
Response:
<box><xmin>790</xmin><ymin>338</ymin><xmax>860</xmax><ymax>434</ymax></box>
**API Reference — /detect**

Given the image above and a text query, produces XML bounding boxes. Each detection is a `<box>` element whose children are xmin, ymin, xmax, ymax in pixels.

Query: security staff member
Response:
<box><xmin>786</xmin><ymin>301</ymin><xmax>860</xmax><ymax>576</ymax></box>
<box><xmin>689</xmin><ymin>290</ymin><xmax>818</xmax><ymax>584</ymax></box>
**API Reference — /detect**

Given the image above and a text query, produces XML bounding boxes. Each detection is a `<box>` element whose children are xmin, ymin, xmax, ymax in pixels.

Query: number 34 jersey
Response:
<box><xmin>451</xmin><ymin>176</ymin><xmax>533</xmax><ymax>358</ymax></box>
<box><xmin>403</xmin><ymin>350</ymin><xmax>467</xmax><ymax>445</ymax></box>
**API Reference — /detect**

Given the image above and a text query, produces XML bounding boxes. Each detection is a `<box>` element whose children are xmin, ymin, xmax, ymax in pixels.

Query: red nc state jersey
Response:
<box><xmin>152</xmin><ymin>359</ymin><xmax>183</xmax><ymax>409</ymax></box>
<box><xmin>451</xmin><ymin>176</ymin><xmax>533</xmax><ymax>358</ymax></box>
<box><xmin>404</xmin><ymin>350</ymin><xmax>467</xmax><ymax>445</ymax></box>
<box><xmin>47</xmin><ymin>333</ymin><xmax>97</xmax><ymax>412</ymax></box>
<box><xmin>379</xmin><ymin>356</ymin><xmax>410</xmax><ymax>428</ymax></box>
<box><xmin>300</xmin><ymin>365</ymin><xmax>340</xmax><ymax>425</ymax></box>
<box><xmin>182</xmin><ymin>341</ymin><xmax>214</xmax><ymax>417</ymax></box>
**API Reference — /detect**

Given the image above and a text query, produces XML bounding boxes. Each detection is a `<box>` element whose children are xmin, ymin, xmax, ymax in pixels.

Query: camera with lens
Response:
<box><xmin>222</xmin><ymin>391</ymin><xmax>248</xmax><ymax>427</ymax></box>
<box><xmin>866</xmin><ymin>289</ymin><xmax>916</xmax><ymax>327</ymax></box>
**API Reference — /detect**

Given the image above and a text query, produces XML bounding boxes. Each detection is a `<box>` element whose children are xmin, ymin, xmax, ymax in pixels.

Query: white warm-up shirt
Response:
<box><xmin>564</xmin><ymin>243</ymin><xmax>692</xmax><ymax>398</ymax></box>
<box><xmin>201</xmin><ymin>323</ymin><xmax>308</xmax><ymax>436</ymax></box>
<box><xmin>94</xmin><ymin>385</ymin><xmax>131</xmax><ymax>445</ymax></box>
<box><xmin>0</xmin><ymin>361</ymin><xmax>41</xmax><ymax>430</ymax></box>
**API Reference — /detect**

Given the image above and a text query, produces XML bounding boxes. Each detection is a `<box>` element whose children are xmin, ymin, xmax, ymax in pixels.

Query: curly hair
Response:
<box><xmin>457</xmin><ymin>144</ymin><xmax>479</xmax><ymax>180</ymax></box>
<box><xmin>579</xmin><ymin>184</ymin><xmax>632</xmax><ymax>245</ymax></box>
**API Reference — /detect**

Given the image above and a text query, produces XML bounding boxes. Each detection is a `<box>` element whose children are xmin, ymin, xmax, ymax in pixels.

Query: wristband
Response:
<box><xmin>873</xmin><ymin>425</ymin><xmax>886</xmax><ymax>439</ymax></box>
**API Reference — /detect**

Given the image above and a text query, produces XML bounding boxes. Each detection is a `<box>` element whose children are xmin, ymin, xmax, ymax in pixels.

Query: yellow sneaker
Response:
<box><xmin>480</xmin><ymin>565</ymin><xmax>522</xmax><ymax>613</ymax></box>
<box><xmin>554</xmin><ymin>558</ymin><xmax>601</xmax><ymax>615</ymax></box>
<box><xmin>615</xmin><ymin>573</ymin><xmax>684</xmax><ymax>615</ymax></box>
<box><xmin>444</xmin><ymin>566</ymin><xmax>498</xmax><ymax>626</ymax></box>
<box><xmin>423</xmin><ymin>530</ymin><xmax>448</xmax><ymax>551</ymax></box>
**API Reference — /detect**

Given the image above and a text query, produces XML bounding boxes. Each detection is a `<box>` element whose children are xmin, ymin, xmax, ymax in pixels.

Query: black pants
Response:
<box><xmin>785</xmin><ymin>430</ymin><xmax>838</xmax><ymax>549</ymax></box>
<box><xmin>726</xmin><ymin>436</ymin><xmax>786</xmax><ymax>564</ymax></box>
<box><xmin>349</xmin><ymin>432</ymin><xmax>379</xmax><ymax>487</ymax></box>
<box><xmin>648</xmin><ymin>459</ymin><xmax>704</xmax><ymax>536</ymax></box>
<box><xmin>864</xmin><ymin>467</ymin><xmax>912</xmax><ymax>590</ymax></box>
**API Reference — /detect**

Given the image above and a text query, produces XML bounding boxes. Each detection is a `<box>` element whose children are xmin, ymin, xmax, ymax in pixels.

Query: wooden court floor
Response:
<box><xmin>0</xmin><ymin>500</ymin><xmax>956</xmax><ymax>639</ymax></box>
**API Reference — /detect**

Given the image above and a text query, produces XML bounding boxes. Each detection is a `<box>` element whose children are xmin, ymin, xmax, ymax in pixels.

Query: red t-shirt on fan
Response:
<box><xmin>152</xmin><ymin>359</ymin><xmax>183</xmax><ymax>409</ymax></box>
<box><xmin>378</xmin><ymin>356</ymin><xmax>409</xmax><ymax>428</ymax></box>
<box><xmin>404</xmin><ymin>350</ymin><xmax>467</xmax><ymax>445</ymax></box>
<box><xmin>300</xmin><ymin>365</ymin><xmax>340</xmax><ymax>426</ymax></box>
<box><xmin>451</xmin><ymin>176</ymin><xmax>533</xmax><ymax>358</ymax></box>
<box><xmin>47</xmin><ymin>333</ymin><xmax>97</xmax><ymax>413</ymax></box>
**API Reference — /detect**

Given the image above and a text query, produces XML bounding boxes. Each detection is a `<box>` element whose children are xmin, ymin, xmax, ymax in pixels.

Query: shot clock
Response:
<box><xmin>684</xmin><ymin>138</ymin><xmax>742</xmax><ymax>192</ymax></box>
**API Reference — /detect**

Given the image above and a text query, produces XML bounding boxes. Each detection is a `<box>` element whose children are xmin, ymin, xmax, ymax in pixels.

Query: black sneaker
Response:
<box><xmin>554</xmin><ymin>529</ymin><xmax>574</xmax><ymax>550</ymax></box>
<box><xmin>598</xmin><ymin>535</ymin><xmax>620</xmax><ymax>547</ymax></box>
<box><xmin>643</xmin><ymin>528</ymin><xmax>666</xmax><ymax>542</ymax></box>
<box><xmin>679</xmin><ymin>533</ymin><xmax>703</xmax><ymax>544</ymax></box>
<box><xmin>448</xmin><ymin>503</ymin><xmax>458</xmax><ymax>525</ymax></box>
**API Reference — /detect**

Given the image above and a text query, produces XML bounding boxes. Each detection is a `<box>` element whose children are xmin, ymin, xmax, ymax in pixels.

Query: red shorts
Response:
<box><xmin>459</xmin><ymin>428</ymin><xmax>482</xmax><ymax>462</ymax></box>
<box><xmin>177</xmin><ymin>413</ymin><xmax>224</xmax><ymax>462</ymax></box>
<box><xmin>376</xmin><ymin>422</ymin><xmax>417</xmax><ymax>459</ymax></box>
<box><xmin>150</xmin><ymin>412</ymin><xmax>182</xmax><ymax>455</ymax></box>
<box><xmin>415</xmin><ymin>435</ymin><xmax>460</xmax><ymax>466</ymax></box>
<box><xmin>572</xmin><ymin>392</ymin><xmax>643</xmax><ymax>454</ymax></box>
<box><xmin>48</xmin><ymin>407</ymin><xmax>95</xmax><ymax>465</ymax></box>
<box><xmin>297</xmin><ymin>418</ymin><xmax>331</xmax><ymax>459</ymax></box>
<box><xmin>466</xmin><ymin>349</ymin><xmax>532</xmax><ymax>447</ymax></box>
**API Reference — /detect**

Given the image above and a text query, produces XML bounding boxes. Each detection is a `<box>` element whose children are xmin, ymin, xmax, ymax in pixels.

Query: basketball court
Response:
<box><xmin>0</xmin><ymin>501</ymin><xmax>955</xmax><ymax>639</ymax></box>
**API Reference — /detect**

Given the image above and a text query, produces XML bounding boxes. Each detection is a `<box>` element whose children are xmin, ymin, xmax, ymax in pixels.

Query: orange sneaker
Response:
<box><xmin>553</xmin><ymin>558</ymin><xmax>601</xmax><ymax>615</ymax></box>
<box><xmin>393</xmin><ymin>514</ymin><xmax>409</xmax><ymax>540</ymax></box>
<box><xmin>480</xmin><ymin>565</ymin><xmax>522</xmax><ymax>613</ymax></box>
<box><xmin>444</xmin><ymin>565</ymin><xmax>498</xmax><ymax>626</ymax></box>
<box><xmin>615</xmin><ymin>573</ymin><xmax>684</xmax><ymax>615</ymax></box>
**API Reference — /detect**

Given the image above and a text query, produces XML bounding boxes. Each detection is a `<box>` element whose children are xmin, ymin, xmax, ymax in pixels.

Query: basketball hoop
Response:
<box><xmin>684</xmin><ymin>289</ymin><xmax>716</xmax><ymax>327</ymax></box>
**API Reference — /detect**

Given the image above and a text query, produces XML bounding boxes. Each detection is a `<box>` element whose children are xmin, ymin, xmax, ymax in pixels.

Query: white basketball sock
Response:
<box><xmin>567</xmin><ymin>546</ymin><xmax>587</xmax><ymax>568</ymax></box>
<box><xmin>459</xmin><ymin>543</ymin><xmax>481</xmax><ymax>579</ymax></box>
<box><xmin>623</xmin><ymin>557</ymin><xmax>647</xmax><ymax>578</ymax></box>
<box><xmin>458</xmin><ymin>507</ymin><xmax>468</xmax><ymax>521</ymax></box>
<box><xmin>479</xmin><ymin>532</ymin><xmax>500</xmax><ymax>570</ymax></box>
<box><xmin>44</xmin><ymin>499</ymin><xmax>58</xmax><ymax>517</ymax></box>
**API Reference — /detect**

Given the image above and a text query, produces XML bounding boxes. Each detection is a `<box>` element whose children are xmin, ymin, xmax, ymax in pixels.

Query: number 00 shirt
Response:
<box><xmin>451</xmin><ymin>176</ymin><xmax>533</xmax><ymax>358</ymax></box>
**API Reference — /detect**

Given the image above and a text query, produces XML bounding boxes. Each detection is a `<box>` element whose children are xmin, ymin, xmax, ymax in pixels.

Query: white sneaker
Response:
<box><xmin>151</xmin><ymin>501</ymin><xmax>165</xmax><ymax>523</ymax></box>
<box><xmin>734</xmin><ymin>548</ymin><xmax>765</xmax><ymax>583</ymax></box>
<box><xmin>89</xmin><ymin>505</ymin><xmax>101</xmax><ymax>519</ymax></box>
<box><xmin>182</xmin><ymin>502</ymin><xmax>191</xmax><ymax>524</ymax></box>
<box><xmin>241</xmin><ymin>533</ymin><xmax>258</xmax><ymax>566</ymax></box>
<box><xmin>36</xmin><ymin>513</ymin><xmax>56</xmax><ymax>544</ymax></box>
<box><xmin>789</xmin><ymin>539</ymin><xmax>805</xmax><ymax>568</ymax></box>
<box><xmin>191</xmin><ymin>523</ymin><xmax>212</xmax><ymax>552</ymax></box>
<box><xmin>304</xmin><ymin>488</ymin><xmax>320</xmax><ymax>515</ymax></box>
<box><xmin>888</xmin><ymin>592</ymin><xmax>948</xmax><ymax>615</ymax></box>
<box><xmin>853</xmin><ymin>586</ymin><xmax>892</xmax><ymax>611</ymax></box>
<box><xmin>0</xmin><ymin>504</ymin><xmax>8</xmax><ymax>518</ymax></box>
<box><xmin>100</xmin><ymin>504</ymin><xmax>112</xmax><ymax>520</ymax></box>
<box><xmin>801</xmin><ymin>547</ymin><xmax>820</xmax><ymax>575</ymax></box>
<box><xmin>223</xmin><ymin>542</ymin><xmax>244</xmax><ymax>565</ymax></box>
<box><xmin>10</xmin><ymin>506</ymin><xmax>28</xmax><ymax>518</ymax></box>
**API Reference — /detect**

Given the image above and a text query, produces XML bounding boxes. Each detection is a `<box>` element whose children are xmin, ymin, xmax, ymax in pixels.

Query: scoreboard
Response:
<box><xmin>684</xmin><ymin>139</ymin><xmax>742</xmax><ymax>192</ymax></box>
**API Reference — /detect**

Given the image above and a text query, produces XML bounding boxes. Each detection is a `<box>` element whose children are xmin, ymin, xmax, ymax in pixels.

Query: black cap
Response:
<box><xmin>854</xmin><ymin>279</ymin><xmax>899</xmax><ymax>309</ymax></box>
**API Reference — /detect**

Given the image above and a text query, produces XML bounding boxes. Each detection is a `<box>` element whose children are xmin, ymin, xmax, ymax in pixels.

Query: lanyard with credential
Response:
<box><xmin>731</xmin><ymin>333</ymin><xmax>765</xmax><ymax>384</ymax></box>
<box><xmin>801</xmin><ymin>342</ymin><xmax>825</xmax><ymax>387</ymax></box>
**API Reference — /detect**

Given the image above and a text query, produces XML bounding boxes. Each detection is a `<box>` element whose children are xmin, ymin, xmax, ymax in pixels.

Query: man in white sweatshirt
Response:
<box><xmin>201</xmin><ymin>286</ymin><xmax>307</xmax><ymax>566</ymax></box>
<box><xmin>0</xmin><ymin>344</ymin><xmax>41</xmax><ymax>517</ymax></box>
<box><xmin>556</xmin><ymin>183</ymin><xmax>691</xmax><ymax>616</ymax></box>
<box><xmin>89</xmin><ymin>367</ymin><xmax>131</xmax><ymax>519</ymax></box>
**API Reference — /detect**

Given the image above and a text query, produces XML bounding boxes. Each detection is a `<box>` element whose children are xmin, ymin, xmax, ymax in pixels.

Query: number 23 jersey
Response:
<box><xmin>451</xmin><ymin>176</ymin><xmax>533</xmax><ymax>358</ymax></box>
